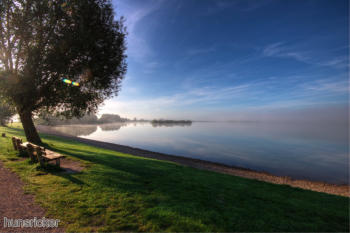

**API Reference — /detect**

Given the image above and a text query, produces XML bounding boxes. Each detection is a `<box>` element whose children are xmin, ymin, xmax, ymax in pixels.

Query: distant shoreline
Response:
<box><xmin>37</xmin><ymin>125</ymin><xmax>349</xmax><ymax>197</ymax></box>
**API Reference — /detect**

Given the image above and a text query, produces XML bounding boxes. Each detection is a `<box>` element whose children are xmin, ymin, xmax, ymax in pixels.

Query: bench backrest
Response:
<box><xmin>35</xmin><ymin>146</ymin><xmax>46</xmax><ymax>165</ymax></box>
<box><xmin>15</xmin><ymin>138</ymin><xmax>24</xmax><ymax>153</ymax></box>
<box><xmin>11</xmin><ymin>137</ymin><xmax>17</xmax><ymax>150</ymax></box>
<box><xmin>15</xmin><ymin>138</ymin><xmax>22</xmax><ymax>147</ymax></box>
<box><xmin>26</xmin><ymin>143</ymin><xmax>37</xmax><ymax>162</ymax></box>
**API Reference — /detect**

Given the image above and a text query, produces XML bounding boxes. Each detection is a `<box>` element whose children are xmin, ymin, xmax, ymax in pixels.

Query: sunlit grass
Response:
<box><xmin>0</xmin><ymin>124</ymin><xmax>348</xmax><ymax>232</ymax></box>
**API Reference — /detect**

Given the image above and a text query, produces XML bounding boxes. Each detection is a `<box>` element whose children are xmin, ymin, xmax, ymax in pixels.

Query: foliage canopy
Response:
<box><xmin>0</xmin><ymin>0</ymin><xmax>127</xmax><ymax>143</ymax></box>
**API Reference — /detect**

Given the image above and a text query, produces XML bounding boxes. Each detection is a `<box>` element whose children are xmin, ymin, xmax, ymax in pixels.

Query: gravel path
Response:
<box><xmin>0</xmin><ymin>161</ymin><xmax>63</xmax><ymax>232</ymax></box>
<box><xmin>37</xmin><ymin>125</ymin><xmax>350</xmax><ymax>197</ymax></box>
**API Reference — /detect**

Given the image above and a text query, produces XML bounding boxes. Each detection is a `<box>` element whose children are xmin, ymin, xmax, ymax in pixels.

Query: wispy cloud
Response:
<box><xmin>262</xmin><ymin>42</ymin><xmax>348</xmax><ymax>69</ymax></box>
<box><xmin>236</xmin><ymin>0</ymin><xmax>273</xmax><ymax>12</ymax></box>
<box><xmin>101</xmin><ymin>72</ymin><xmax>348</xmax><ymax>119</ymax></box>
<box><xmin>205</xmin><ymin>0</ymin><xmax>272</xmax><ymax>15</ymax></box>
<box><xmin>142</xmin><ymin>61</ymin><xmax>160</xmax><ymax>74</ymax></box>
<box><xmin>301</xmin><ymin>78</ymin><xmax>349</xmax><ymax>93</ymax></box>
<box><xmin>263</xmin><ymin>42</ymin><xmax>310</xmax><ymax>63</ymax></box>
<box><xmin>187</xmin><ymin>47</ymin><xmax>216</xmax><ymax>56</ymax></box>
<box><xmin>114</xmin><ymin>0</ymin><xmax>164</xmax><ymax>61</ymax></box>
<box><xmin>318</xmin><ymin>56</ymin><xmax>349</xmax><ymax>68</ymax></box>
<box><xmin>100</xmin><ymin>83</ymin><xmax>256</xmax><ymax>118</ymax></box>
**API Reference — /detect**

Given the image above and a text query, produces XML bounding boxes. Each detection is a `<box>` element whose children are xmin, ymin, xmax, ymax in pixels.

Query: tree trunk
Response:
<box><xmin>18</xmin><ymin>111</ymin><xmax>42</xmax><ymax>144</ymax></box>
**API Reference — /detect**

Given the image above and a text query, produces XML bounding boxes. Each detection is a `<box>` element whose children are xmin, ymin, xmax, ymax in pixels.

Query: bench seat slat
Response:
<box><xmin>43</xmin><ymin>150</ymin><xmax>65</xmax><ymax>160</ymax></box>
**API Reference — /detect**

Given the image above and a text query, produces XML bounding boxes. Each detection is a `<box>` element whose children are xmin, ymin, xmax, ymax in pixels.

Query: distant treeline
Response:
<box><xmin>151</xmin><ymin>120</ymin><xmax>192</xmax><ymax>124</ymax></box>
<box><xmin>36</xmin><ymin>113</ymin><xmax>130</xmax><ymax>126</ymax></box>
<box><xmin>151</xmin><ymin>119</ymin><xmax>192</xmax><ymax>127</ymax></box>
<box><xmin>36</xmin><ymin>114</ymin><xmax>192</xmax><ymax>126</ymax></box>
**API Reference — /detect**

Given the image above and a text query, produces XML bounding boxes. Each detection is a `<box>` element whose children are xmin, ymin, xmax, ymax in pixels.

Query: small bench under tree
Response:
<box><xmin>12</xmin><ymin>137</ymin><xmax>27</xmax><ymax>154</ymax></box>
<box><xmin>35</xmin><ymin>146</ymin><xmax>65</xmax><ymax>167</ymax></box>
<box><xmin>12</xmin><ymin>136</ymin><xmax>65</xmax><ymax>167</ymax></box>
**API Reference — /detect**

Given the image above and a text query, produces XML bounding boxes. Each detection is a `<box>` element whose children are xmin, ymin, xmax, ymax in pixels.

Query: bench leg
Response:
<box><xmin>39</xmin><ymin>159</ymin><xmax>44</xmax><ymax>167</ymax></box>
<box><xmin>56</xmin><ymin>159</ymin><xmax>61</xmax><ymax>167</ymax></box>
<box><xmin>12</xmin><ymin>140</ymin><xmax>17</xmax><ymax>150</ymax></box>
<box><xmin>20</xmin><ymin>148</ymin><xmax>27</xmax><ymax>157</ymax></box>
<box><xmin>38</xmin><ymin>157</ymin><xmax>46</xmax><ymax>167</ymax></box>
<box><xmin>18</xmin><ymin>147</ymin><xmax>24</xmax><ymax>155</ymax></box>
<box><xmin>30</xmin><ymin>154</ymin><xmax>38</xmax><ymax>163</ymax></box>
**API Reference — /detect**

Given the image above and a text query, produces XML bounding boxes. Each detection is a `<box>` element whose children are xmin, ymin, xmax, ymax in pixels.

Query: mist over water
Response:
<box><xmin>51</xmin><ymin>119</ymin><xmax>349</xmax><ymax>185</ymax></box>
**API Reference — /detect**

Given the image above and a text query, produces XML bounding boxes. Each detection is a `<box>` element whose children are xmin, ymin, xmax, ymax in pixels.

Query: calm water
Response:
<box><xmin>50</xmin><ymin>121</ymin><xmax>349</xmax><ymax>184</ymax></box>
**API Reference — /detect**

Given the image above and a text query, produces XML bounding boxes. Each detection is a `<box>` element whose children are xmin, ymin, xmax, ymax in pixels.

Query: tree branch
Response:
<box><xmin>6</xmin><ymin>1</ymin><xmax>13</xmax><ymax>71</ymax></box>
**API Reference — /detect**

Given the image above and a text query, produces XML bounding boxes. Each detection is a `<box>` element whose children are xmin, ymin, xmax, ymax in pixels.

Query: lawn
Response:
<box><xmin>0</xmin><ymin>124</ymin><xmax>349</xmax><ymax>232</ymax></box>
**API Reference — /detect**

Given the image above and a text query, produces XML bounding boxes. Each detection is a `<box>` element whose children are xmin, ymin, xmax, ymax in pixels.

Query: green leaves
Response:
<box><xmin>0</xmin><ymin>0</ymin><xmax>127</xmax><ymax>117</ymax></box>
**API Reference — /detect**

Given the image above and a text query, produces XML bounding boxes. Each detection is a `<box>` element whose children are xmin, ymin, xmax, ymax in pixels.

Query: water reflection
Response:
<box><xmin>49</xmin><ymin>121</ymin><xmax>348</xmax><ymax>184</ymax></box>
<box><xmin>51</xmin><ymin>124</ymin><xmax>98</xmax><ymax>136</ymax></box>
<box><xmin>99</xmin><ymin>123</ymin><xmax>127</xmax><ymax>131</ymax></box>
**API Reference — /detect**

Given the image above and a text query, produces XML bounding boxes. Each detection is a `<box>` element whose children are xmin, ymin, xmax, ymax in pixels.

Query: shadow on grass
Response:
<box><xmin>34</xmin><ymin>161</ymin><xmax>88</xmax><ymax>186</ymax></box>
<box><xmin>40</xmin><ymin>140</ymin><xmax>350</xmax><ymax>231</ymax></box>
<box><xmin>42</xmin><ymin>144</ymin><xmax>171</xmax><ymax>190</ymax></box>
<box><xmin>4</xmin><ymin>126</ymin><xmax>25</xmax><ymax>134</ymax></box>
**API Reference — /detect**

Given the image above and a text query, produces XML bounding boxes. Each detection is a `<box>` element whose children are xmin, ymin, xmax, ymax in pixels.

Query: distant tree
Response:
<box><xmin>0</xmin><ymin>99</ymin><xmax>15</xmax><ymax>126</ymax></box>
<box><xmin>98</xmin><ymin>114</ymin><xmax>125</xmax><ymax>123</ymax></box>
<box><xmin>0</xmin><ymin>0</ymin><xmax>127</xmax><ymax>143</ymax></box>
<box><xmin>151</xmin><ymin>119</ymin><xmax>192</xmax><ymax>127</ymax></box>
<box><xmin>69</xmin><ymin>114</ymin><xmax>98</xmax><ymax>124</ymax></box>
<box><xmin>36</xmin><ymin>112</ymin><xmax>98</xmax><ymax>125</ymax></box>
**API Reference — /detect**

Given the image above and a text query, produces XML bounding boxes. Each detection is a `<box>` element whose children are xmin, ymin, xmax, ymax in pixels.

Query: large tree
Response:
<box><xmin>0</xmin><ymin>0</ymin><xmax>127</xmax><ymax>144</ymax></box>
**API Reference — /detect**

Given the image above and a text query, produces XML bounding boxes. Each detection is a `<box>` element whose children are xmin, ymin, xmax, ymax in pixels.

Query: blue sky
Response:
<box><xmin>101</xmin><ymin>0</ymin><xmax>349</xmax><ymax>121</ymax></box>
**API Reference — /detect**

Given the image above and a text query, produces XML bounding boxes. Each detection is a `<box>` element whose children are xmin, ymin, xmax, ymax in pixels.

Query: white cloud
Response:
<box><xmin>187</xmin><ymin>47</ymin><xmax>216</xmax><ymax>56</ymax></box>
<box><xmin>205</xmin><ymin>0</ymin><xmax>272</xmax><ymax>15</ymax></box>
<box><xmin>142</xmin><ymin>61</ymin><xmax>160</xmax><ymax>74</ymax></box>
<box><xmin>263</xmin><ymin>42</ymin><xmax>310</xmax><ymax>63</ymax></box>
<box><xmin>100</xmin><ymin>72</ymin><xmax>348</xmax><ymax>120</ymax></box>
<box><xmin>114</xmin><ymin>0</ymin><xmax>164</xmax><ymax>61</ymax></box>
<box><xmin>302</xmin><ymin>78</ymin><xmax>349</xmax><ymax>93</ymax></box>
<box><xmin>99</xmin><ymin>83</ymin><xmax>255</xmax><ymax>119</ymax></box>
<box><xmin>262</xmin><ymin>42</ymin><xmax>348</xmax><ymax>69</ymax></box>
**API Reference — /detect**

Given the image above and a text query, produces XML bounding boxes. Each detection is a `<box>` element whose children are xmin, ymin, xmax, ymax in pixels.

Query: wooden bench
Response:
<box><xmin>18</xmin><ymin>142</ymin><xmax>31</xmax><ymax>155</ymax></box>
<box><xmin>11</xmin><ymin>136</ymin><xmax>18</xmax><ymax>150</ymax></box>
<box><xmin>12</xmin><ymin>137</ymin><xmax>25</xmax><ymax>153</ymax></box>
<box><xmin>11</xmin><ymin>137</ymin><xmax>65</xmax><ymax>168</ymax></box>
<box><xmin>26</xmin><ymin>143</ymin><xmax>38</xmax><ymax>162</ymax></box>
<box><xmin>35</xmin><ymin>146</ymin><xmax>65</xmax><ymax>167</ymax></box>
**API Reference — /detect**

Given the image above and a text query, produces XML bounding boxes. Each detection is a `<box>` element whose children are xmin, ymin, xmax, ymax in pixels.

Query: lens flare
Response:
<box><xmin>63</xmin><ymin>79</ymin><xmax>72</xmax><ymax>84</ymax></box>
<box><xmin>63</xmin><ymin>78</ymin><xmax>79</xmax><ymax>86</ymax></box>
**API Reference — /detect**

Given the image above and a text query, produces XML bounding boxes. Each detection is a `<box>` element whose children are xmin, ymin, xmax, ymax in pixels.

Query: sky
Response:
<box><xmin>100</xmin><ymin>0</ymin><xmax>349</xmax><ymax>121</ymax></box>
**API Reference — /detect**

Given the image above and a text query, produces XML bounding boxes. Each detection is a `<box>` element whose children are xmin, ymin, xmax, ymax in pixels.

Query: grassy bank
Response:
<box><xmin>0</xmin><ymin>124</ymin><xmax>348</xmax><ymax>232</ymax></box>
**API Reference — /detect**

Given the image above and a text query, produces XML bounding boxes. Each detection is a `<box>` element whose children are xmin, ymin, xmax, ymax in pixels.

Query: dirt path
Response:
<box><xmin>37</xmin><ymin>125</ymin><xmax>350</xmax><ymax>197</ymax></box>
<box><xmin>0</xmin><ymin>161</ymin><xmax>63</xmax><ymax>232</ymax></box>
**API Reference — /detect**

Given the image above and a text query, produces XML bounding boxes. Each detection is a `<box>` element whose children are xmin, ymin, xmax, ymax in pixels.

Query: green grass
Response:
<box><xmin>0</xmin><ymin>124</ymin><xmax>348</xmax><ymax>232</ymax></box>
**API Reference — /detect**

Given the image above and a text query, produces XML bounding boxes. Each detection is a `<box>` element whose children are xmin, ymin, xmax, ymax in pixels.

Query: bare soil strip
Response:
<box><xmin>37</xmin><ymin>125</ymin><xmax>350</xmax><ymax>197</ymax></box>
<box><xmin>59</xmin><ymin>158</ymin><xmax>84</xmax><ymax>174</ymax></box>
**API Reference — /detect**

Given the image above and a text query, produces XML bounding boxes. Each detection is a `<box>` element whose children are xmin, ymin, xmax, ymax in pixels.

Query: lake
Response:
<box><xmin>49</xmin><ymin>121</ymin><xmax>349</xmax><ymax>184</ymax></box>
